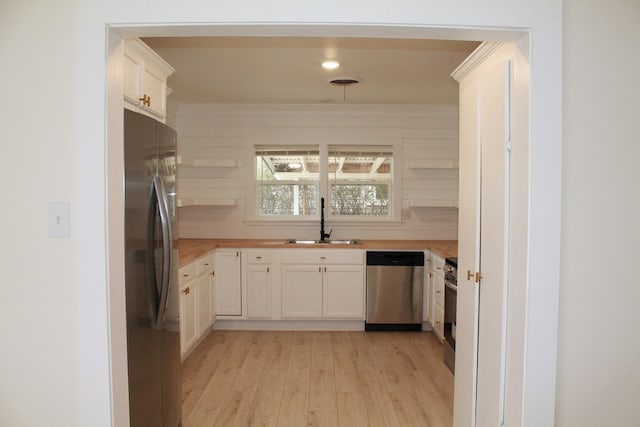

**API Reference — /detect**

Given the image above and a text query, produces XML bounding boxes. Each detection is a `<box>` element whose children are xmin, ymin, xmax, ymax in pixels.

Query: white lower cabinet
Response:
<box><xmin>281</xmin><ymin>264</ymin><xmax>323</xmax><ymax>318</ymax></box>
<box><xmin>246</xmin><ymin>264</ymin><xmax>272</xmax><ymax>318</ymax></box>
<box><xmin>281</xmin><ymin>249</ymin><xmax>365</xmax><ymax>319</ymax></box>
<box><xmin>245</xmin><ymin>250</ymin><xmax>275</xmax><ymax>318</ymax></box>
<box><xmin>429</xmin><ymin>254</ymin><xmax>446</xmax><ymax>341</ymax></box>
<box><xmin>215</xmin><ymin>249</ymin><xmax>242</xmax><ymax>316</ymax></box>
<box><xmin>196</xmin><ymin>253</ymin><xmax>215</xmax><ymax>337</ymax></box>
<box><xmin>323</xmin><ymin>265</ymin><xmax>365</xmax><ymax>318</ymax></box>
<box><xmin>179</xmin><ymin>251</ymin><xmax>216</xmax><ymax>358</ymax></box>
<box><xmin>178</xmin><ymin>262</ymin><xmax>198</xmax><ymax>356</ymax></box>
<box><xmin>423</xmin><ymin>251</ymin><xmax>431</xmax><ymax>322</ymax></box>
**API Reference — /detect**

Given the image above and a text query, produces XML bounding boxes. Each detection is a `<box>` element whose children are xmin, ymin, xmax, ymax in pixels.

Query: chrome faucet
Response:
<box><xmin>320</xmin><ymin>197</ymin><xmax>332</xmax><ymax>241</ymax></box>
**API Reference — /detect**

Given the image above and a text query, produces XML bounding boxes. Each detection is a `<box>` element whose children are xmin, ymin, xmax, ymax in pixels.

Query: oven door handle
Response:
<box><xmin>445</xmin><ymin>281</ymin><xmax>458</xmax><ymax>291</ymax></box>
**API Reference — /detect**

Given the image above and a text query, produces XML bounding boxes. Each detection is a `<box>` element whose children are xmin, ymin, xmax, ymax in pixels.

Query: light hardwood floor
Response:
<box><xmin>181</xmin><ymin>330</ymin><xmax>453</xmax><ymax>426</ymax></box>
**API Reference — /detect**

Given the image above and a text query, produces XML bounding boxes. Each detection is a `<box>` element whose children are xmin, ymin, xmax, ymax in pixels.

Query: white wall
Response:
<box><xmin>557</xmin><ymin>1</ymin><xmax>640</xmax><ymax>425</ymax></box>
<box><xmin>177</xmin><ymin>104</ymin><xmax>459</xmax><ymax>240</ymax></box>
<box><xmin>2</xmin><ymin>1</ymin><xmax>565</xmax><ymax>426</ymax></box>
<box><xmin>0</xmin><ymin>1</ymin><xmax>79</xmax><ymax>425</ymax></box>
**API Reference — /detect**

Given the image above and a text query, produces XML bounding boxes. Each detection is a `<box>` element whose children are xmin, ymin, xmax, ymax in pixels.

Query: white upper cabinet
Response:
<box><xmin>124</xmin><ymin>38</ymin><xmax>175</xmax><ymax>122</ymax></box>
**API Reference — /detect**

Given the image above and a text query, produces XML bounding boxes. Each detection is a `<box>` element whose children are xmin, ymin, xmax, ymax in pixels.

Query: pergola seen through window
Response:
<box><xmin>255</xmin><ymin>144</ymin><xmax>392</xmax><ymax>218</ymax></box>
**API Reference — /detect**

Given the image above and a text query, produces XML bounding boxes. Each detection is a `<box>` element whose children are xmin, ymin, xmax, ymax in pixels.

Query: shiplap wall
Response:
<box><xmin>176</xmin><ymin>104</ymin><xmax>459</xmax><ymax>240</ymax></box>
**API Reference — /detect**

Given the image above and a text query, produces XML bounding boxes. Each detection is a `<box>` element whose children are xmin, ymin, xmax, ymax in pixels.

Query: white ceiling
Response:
<box><xmin>143</xmin><ymin>37</ymin><xmax>480</xmax><ymax>105</ymax></box>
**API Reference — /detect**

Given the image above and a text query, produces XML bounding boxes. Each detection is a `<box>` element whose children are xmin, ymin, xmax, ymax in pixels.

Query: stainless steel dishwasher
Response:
<box><xmin>365</xmin><ymin>251</ymin><xmax>425</xmax><ymax>331</ymax></box>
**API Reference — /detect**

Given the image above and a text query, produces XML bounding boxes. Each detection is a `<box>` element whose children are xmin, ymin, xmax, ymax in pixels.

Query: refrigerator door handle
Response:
<box><xmin>147</xmin><ymin>175</ymin><xmax>173</xmax><ymax>330</ymax></box>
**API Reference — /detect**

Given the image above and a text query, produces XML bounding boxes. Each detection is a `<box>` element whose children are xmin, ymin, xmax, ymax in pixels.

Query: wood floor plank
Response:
<box><xmin>212</xmin><ymin>389</ymin><xmax>257</xmax><ymax>427</ymax></box>
<box><xmin>368</xmin><ymin>333</ymin><xmax>415</xmax><ymax>392</ymax></box>
<box><xmin>311</xmin><ymin>332</ymin><xmax>334</xmax><ymax>372</ymax></box>
<box><xmin>348</xmin><ymin>331</ymin><xmax>381</xmax><ymax>371</ymax></box>
<box><xmin>234</xmin><ymin>332</ymin><xmax>273</xmax><ymax>391</ymax></box>
<box><xmin>184</xmin><ymin>331</ymin><xmax>253</xmax><ymax>427</ymax></box>
<box><xmin>182</xmin><ymin>330</ymin><xmax>453</xmax><ymax>427</ymax></box>
<box><xmin>390</xmin><ymin>391</ymin><xmax>436</xmax><ymax>427</ymax></box>
<box><xmin>336</xmin><ymin>392</ymin><xmax>369</xmax><ymax>427</ymax></box>
<box><xmin>261</xmin><ymin>331</ymin><xmax>294</xmax><ymax>372</ymax></box>
<box><xmin>276</xmin><ymin>391</ymin><xmax>309</xmax><ymax>426</ymax></box>
<box><xmin>283</xmin><ymin>332</ymin><xmax>312</xmax><ymax>393</ymax></box>
<box><xmin>362</xmin><ymin>391</ymin><xmax>403</xmax><ymax>427</ymax></box>
<box><xmin>357</xmin><ymin>367</ymin><xmax>389</xmax><ymax>393</ymax></box>
<box><xmin>331</xmin><ymin>332</ymin><xmax>362</xmax><ymax>393</ymax></box>
<box><xmin>182</xmin><ymin>331</ymin><xmax>238</xmax><ymax>417</ymax></box>
<box><xmin>308</xmin><ymin>369</ymin><xmax>339</xmax><ymax>426</ymax></box>
<box><xmin>245</xmin><ymin>368</ymin><xmax>287</xmax><ymax>427</ymax></box>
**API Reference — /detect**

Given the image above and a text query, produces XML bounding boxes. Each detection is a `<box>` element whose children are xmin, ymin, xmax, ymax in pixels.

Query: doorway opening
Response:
<box><xmin>106</xmin><ymin>23</ymin><xmax>531</xmax><ymax>426</ymax></box>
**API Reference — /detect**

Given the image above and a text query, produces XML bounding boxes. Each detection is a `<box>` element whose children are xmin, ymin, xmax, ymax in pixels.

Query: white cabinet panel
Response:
<box><xmin>179</xmin><ymin>280</ymin><xmax>197</xmax><ymax>356</ymax></box>
<box><xmin>196</xmin><ymin>273</ymin><xmax>212</xmax><ymax>337</ymax></box>
<box><xmin>281</xmin><ymin>265</ymin><xmax>323</xmax><ymax>318</ymax></box>
<box><xmin>433</xmin><ymin>304</ymin><xmax>445</xmax><ymax>339</ymax></box>
<box><xmin>246</xmin><ymin>264</ymin><xmax>271</xmax><ymax>318</ymax></box>
<box><xmin>178</xmin><ymin>262</ymin><xmax>196</xmax><ymax>287</ymax></box>
<box><xmin>429</xmin><ymin>253</ymin><xmax>446</xmax><ymax>341</ymax></box>
<box><xmin>281</xmin><ymin>249</ymin><xmax>365</xmax><ymax>320</ymax></box>
<box><xmin>323</xmin><ymin>265</ymin><xmax>365</xmax><ymax>318</ymax></box>
<box><xmin>123</xmin><ymin>38</ymin><xmax>174</xmax><ymax>122</ymax></box>
<box><xmin>215</xmin><ymin>250</ymin><xmax>242</xmax><ymax>316</ymax></box>
<box><xmin>281</xmin><ymin>249</ymin><xmax>363</xmax><ymax>265</ymax></box>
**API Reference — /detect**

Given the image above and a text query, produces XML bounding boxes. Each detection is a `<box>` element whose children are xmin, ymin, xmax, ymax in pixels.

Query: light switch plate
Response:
<box><xmin>48</xmin><ymin>202</ymin><xmax>70</xmax><ymax>237</ymax></box>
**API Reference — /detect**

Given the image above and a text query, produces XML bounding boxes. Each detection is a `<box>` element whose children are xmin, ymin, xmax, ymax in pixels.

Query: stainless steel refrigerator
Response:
<box><xmin>124</xmin><ymin>109</ymin><xmax>182</xmax><ymax>427</ymax></box>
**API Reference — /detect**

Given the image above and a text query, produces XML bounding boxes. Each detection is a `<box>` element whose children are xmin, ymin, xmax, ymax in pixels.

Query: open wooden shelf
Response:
<box><xmin>408</xmin><ymin>199</ymin><xmax>458</xmax><ymax>208</ymax></box>
<box><xmin>177</xmin><ymin>197</ymin><xmax>239</xmax><ymax>207</ymax></box>
<box><xmin>177</xmin><ymin>156</ymin><xmax>239</xmax><ymax>168</ymax></box>
<box><xmin>407</xmin><ymin>159</ymin><xmax>459</xmax><ymax>169</ymax></box>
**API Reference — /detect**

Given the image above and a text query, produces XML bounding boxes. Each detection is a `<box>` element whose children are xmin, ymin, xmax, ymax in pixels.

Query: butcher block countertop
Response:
<box><xmin>177</xmin><ymin>238</ymin><xmax>457</xmax><ymax>267</ymax></box>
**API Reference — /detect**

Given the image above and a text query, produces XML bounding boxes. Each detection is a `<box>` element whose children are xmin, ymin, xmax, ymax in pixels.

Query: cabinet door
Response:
<box><xmin>215</xmin><ymin>250</ymin><xmax>242</xmax><ymax>316</ymax></box>
<box><xmin>141</xmin><ymin>66</ymin><xmax>167</xmax><ymax>120</ymax></box>
<box><xmin>433</xmin><ymin>304</ymin><xmax>445</xmax><ymax>341</ymax></box>
<box><xmin>209</xmin><ymin>271</ymin><xmax>216</xmax><ymax>325</ymax></box>
<box><xmin>432</xmin><ymin>270</ymin><xmax>445</xmax><ymax>342</ymax></box>
<box><xmin>123</xmin><ymin>50</ymin><xmax>142</xmax><ymax>107</ymax></box>
<box><xmin>246</xmin><ymin>264</ymin><xmax>271</xmax><ymax>318</ymax></box>
<box><xmin>281</xmin><ymin>265</ymin><xmax>323</xmax><ymax>318</ymax></box>
<box><xmin>179</xmin><ymin>282</ymin><xmax>197</xmax><ymax>357</ymax></box>
<box><xmin>323</xmin><ymin>265</ymin><xmax>365</xmax><ymax>318</ymax></box>
<box><xmin>196</xmin><ymin>273</ymin><xmax>211</xmax><ymax>338</ymax></box>
<box><xmin>427</xmin><ymin>270</ymin><xmax>435</xmax><ymax>323</ymax></box>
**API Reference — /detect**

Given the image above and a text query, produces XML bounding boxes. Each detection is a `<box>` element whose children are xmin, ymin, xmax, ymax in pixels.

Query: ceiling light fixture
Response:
<box><xmin>330</xmin><ymin>78</ymin><xmax>360</xmax><ymax>101</ymax></box>
<box><xmin>322</xmin><ymin>60</ymin><xmax>340</xmax><ymax>70</ymax></box>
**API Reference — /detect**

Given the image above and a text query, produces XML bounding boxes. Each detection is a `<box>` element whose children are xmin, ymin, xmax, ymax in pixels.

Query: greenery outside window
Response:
<box><xmin>328</xmin><ymin>145</ymin><xmax>392</xmax><ymax>217</ymax></box>
<box><xmin>255</xmin><ymin>144</ymin><xmax>394</xmax><ymax>220</ymax></box>
<box><xmin>255</xmin><ymin>145</ymin><xmax>319</xmax><ymax>217</ymax></box>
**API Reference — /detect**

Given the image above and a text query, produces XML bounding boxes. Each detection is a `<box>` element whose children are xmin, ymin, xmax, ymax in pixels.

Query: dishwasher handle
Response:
<box><xmin>366</xmin><ymin>251</ymin><xmax>425</xmax><ymax>266</ymax></box>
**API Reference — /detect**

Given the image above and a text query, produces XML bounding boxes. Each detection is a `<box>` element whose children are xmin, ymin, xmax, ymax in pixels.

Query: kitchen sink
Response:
<box><xmin>283</xmin><ymin>239</ymin><xmax>362</xmax><ymax>245</ymax></box>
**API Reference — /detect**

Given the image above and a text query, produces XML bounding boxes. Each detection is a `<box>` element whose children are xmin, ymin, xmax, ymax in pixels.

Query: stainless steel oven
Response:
<box><xmin>444</xmin><ymin>257</ymin><xmax>457</xmax><ymax>372</ymax></box>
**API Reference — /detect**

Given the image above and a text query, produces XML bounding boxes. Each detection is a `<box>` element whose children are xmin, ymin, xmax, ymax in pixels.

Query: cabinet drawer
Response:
<box><xmin>196</xmin><ymin>253</ymin><xmax>215</xmax><ymax>275</ymax></box>
<box><xmin>434</xmin><ymin>282</ymin><xmax>445</xmax><ymax>308</ymax></box>
<box><xmin>430</xmin><ymin>254</ymin><xmax>445</xmax><ymax>272</ymax></box>
<box><xmin>281</xmin><ymin>249</ymin><xmax>363</xmax><ymax>265</ymax></box>
<box><xmin>245</xmin><ymin>250</ymin><xmax>273</xmax><ymax>264</ymax></box>
<box><xmin>178</xmin><ymin>262</ymin><xmax>196</xmax><ymax>286</ymax></box>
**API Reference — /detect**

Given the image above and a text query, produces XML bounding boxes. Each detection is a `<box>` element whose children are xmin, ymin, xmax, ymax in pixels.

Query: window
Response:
<box><xmin>328</xmin><ymin>145</ymin><xmax>392</xmax><ymax>217</ymax></box>
<box><xmin>255</xmin><ymin>144</ymin><xmax>394</xmax><ymax>219</ymax></box>
<box><xmin>255</xmin><ymin>145</ymin><xmax>319</xmax><ymax>217</ymax></box>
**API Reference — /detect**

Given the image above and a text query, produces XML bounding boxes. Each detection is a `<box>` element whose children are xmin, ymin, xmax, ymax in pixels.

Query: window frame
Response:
<box><xmin>250</xmin><ymin>141</ymin><xmax>401</xmax><ymax>223</ymax></box>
